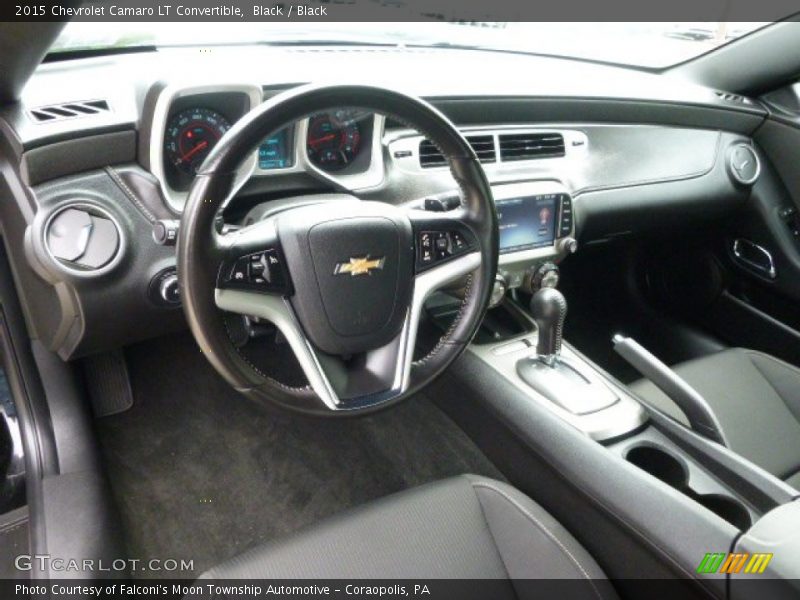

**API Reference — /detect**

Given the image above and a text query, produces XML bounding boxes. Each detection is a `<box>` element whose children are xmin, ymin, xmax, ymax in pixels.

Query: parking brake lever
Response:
<box><xmin>612</xmin><ymin>334</ymin><xmax>728</xmax><ymax>446</ymax></box>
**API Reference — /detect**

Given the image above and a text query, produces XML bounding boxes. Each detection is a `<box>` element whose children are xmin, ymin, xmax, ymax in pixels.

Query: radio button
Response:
<box><xmin>559</xmin><ymin>195</ymin><xmax>574</xmax><ymax>235</ymax></box>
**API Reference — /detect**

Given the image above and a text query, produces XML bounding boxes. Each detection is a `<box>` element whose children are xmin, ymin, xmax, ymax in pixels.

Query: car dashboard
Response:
<box><xmin>0</xmin><ymin>45</ymin><xmax>767</xmax><ymax>359</ymax></box>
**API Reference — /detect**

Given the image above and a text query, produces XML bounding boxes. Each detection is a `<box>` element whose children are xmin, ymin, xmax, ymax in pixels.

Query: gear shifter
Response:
<box><xmin>517</xmin><ymin>286</ymin><xmax>619</xmax><ymax>415</ymax></box>
<box><xmin>530</xmin><ymin>287</ymin><xmax>567</xmax><ymax>365</ymax></box>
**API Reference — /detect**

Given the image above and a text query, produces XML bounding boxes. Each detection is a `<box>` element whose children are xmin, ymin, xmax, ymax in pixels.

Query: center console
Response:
<box><xmin>440</xmin><ymin>273</ymin><xmax>799</xmax><ymax>595</ymax></box>
<box><xmin>469</xmin><ymin>298</ymin><xmax>647</xmax><ymax>441</ymax></box>
<box><xmin>428</xmin><ymin>182</ymin><xmax>648</xmax><ymax>441</ymax></box>
<box><xmin>492</xmin><ymin>181</ymin><xmax>577</xmax><ymax>292</ymax></box>
<box><xmin>436</xmin><ymin>181</ymin><xmax>800</xmax><ymax>588</ymax></box>
<box><xmin>466</xmin><ymin>287</ymin><xmax>797</xmax><ymax>522</ymax></box>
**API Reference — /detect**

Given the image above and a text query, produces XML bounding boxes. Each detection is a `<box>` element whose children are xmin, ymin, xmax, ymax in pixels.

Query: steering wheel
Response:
<box><xmin>177</xmin><ymin>84</ymin><xmax>498</xmax><ymax>415</ymax></box>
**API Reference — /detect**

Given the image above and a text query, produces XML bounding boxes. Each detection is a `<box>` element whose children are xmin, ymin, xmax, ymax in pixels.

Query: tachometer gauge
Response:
<box><xmin>164</xmin><ymin>108</ymin><xmax>231</xmax><ymax>176</ymax></box>
<box><xmin>306</xmin><ymin>110</ymin><xmax>362</xmax><ymax>172</ymax></box>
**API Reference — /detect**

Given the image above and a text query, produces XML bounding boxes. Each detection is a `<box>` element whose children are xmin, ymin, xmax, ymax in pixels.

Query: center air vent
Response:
<box><xmin>419</xmin><ymin>135</ymin><xmax>496</xmax><ymax>168</ymax></box>
<box><xmin>499</xmin><ymin>133</ymin><xmax>565</xmax><ymax>161</ymax></box>
<box><xmin>29</xmin><ymin>100</ymin><xmax>111</xmax><ymax>123</ymax></box>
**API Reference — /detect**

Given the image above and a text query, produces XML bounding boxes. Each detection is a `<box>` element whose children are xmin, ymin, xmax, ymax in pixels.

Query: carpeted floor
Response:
<box><xmin>95</xmin><ymin>333</ymin><xmax>502</xmax><ymax>578</ymax></box>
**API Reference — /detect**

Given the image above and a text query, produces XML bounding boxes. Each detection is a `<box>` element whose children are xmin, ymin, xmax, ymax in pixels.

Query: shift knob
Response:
<box><xmin>531</xmin><ymin>287</ymin><xmax>567</xmax><ymax>363</ymax></box>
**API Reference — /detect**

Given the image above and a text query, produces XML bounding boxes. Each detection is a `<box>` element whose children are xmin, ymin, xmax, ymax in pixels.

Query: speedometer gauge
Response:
<box><xmin>306</xmin><ymin>110</ymin><xmax>362</xmax><ymax>172</ymax></box>
<box><xmin>164</xmin><ymin>108</ymin><xmax>231</xmax><ymax>176</ymax></box>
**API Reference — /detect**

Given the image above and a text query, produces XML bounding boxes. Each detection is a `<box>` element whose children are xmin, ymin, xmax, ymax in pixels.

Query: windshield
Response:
<box><xmin>50</xmin><ymin>22</ymin><xmax>771</xmax><ymax>69</ymax></box>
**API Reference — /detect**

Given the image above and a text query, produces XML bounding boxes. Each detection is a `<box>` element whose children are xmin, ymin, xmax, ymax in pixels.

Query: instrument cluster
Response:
<box><xmin>161</xmin><ymin>102</ymin><xmax>374</xmax><ymax>194</ymax></box>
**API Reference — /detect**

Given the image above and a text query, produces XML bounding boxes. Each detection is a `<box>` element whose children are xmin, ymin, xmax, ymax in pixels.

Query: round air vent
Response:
<box><xmin>728</xmin><ymin>143</ymin><xmax>760</xmax><ymax>186</ymax></box>
<box><xmin>45</xmin><ymin>204</ymin><xmax>121</xmax><ymax>272</ymax></box>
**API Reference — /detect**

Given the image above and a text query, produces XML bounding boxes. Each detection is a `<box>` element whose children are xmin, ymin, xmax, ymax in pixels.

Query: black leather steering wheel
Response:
<box><xmin>177</xmin><ymin>84</ymin><xmax>498</xmax><ymax>415</ymax></box>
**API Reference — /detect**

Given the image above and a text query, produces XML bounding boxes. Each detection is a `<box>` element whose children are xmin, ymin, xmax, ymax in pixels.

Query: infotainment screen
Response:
<box><xmin>258</xmin><ymin>128</ymin><xmax>293</xmax><ymax>170</ymax></box>
<box><xmin>497</xmin><ymin>194</ymin><xmax>558</xmax><ymax>252</ymax></box>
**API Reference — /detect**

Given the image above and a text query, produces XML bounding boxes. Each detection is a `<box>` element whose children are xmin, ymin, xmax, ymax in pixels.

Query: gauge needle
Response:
<box><xmin>308</xmin><ymin>133</ymin><xmax>336</xmax><ymax>147</ymax></box>
<box><xmin>178</xmin><ymin>140</ymin><xmax>209</xmax><ymax>164</ymax></box>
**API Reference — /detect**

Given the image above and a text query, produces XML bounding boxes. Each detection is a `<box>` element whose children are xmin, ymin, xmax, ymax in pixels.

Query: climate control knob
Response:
<box><xmin>558</xmin><ymin>237</ymin><xmax>578</xmax><ymax>255</ymax></box>
<box><xmin>528</xmin><ymin>262</ymin><xmax>560</xmax><ymax>292</ymax></box>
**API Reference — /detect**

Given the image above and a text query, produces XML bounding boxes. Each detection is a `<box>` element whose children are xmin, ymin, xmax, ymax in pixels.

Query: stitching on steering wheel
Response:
<box><xmin>221</xmin><ymin>315</ymin><xmax>311</xmax><ymax>393</ymax></box>
<box><xmin>413</xmin><ymin>273</ymin><xmax>473</xmax><ymax>368</ymax></box>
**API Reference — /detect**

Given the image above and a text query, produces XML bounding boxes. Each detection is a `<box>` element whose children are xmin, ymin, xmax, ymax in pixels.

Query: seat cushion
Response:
<box><xmin>629</xmin><ymin>348</ymin><xmax>800</xmax><ymax>484</ymax></box>
<box><xmin>199</xmin><ymin>475</ymin><xmax>615</xmax><ymax>598</ymax></box>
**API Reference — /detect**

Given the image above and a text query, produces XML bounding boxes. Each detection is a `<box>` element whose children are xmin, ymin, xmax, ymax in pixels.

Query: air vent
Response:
<box><xmin>419</xmin><ymin>135</ymin><xmax>496</xmax><ymax>168</ymax></box>
<box><xmin>30</xmin><ymin>99</ymin><xmax>110</xmax><ymax>123</ymax></box>
<box><xmin>467</xmin><ymin>135</ymin><xmax>496</xmax><ymax>163</ymax></box>
<box><xmin>45</xmin><ymin>205</ymin><xmax>121</xmax><ymax>272</ymax></box>
<box><xmin>715</xmin><ymin>91</ymin><xmax>749</xmax><ymax>105</ymax></box>
<box><xmin>499</xmin><ymin>133</ymin><xmax>565</xmax><ymax>161</ymax></box>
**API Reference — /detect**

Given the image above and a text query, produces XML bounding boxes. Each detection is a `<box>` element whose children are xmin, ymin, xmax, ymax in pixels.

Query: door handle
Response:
<box><xmin>732</xmin><ymin>238</ymin><xmax>776</xmax><ymax>279</ymax></box>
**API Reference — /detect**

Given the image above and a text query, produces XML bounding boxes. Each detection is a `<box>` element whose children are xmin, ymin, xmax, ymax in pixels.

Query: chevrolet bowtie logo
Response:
<box><xmin>334</xmin><ymin>256</ymin><xmax>386</xmax><ymax>277</ymax></box>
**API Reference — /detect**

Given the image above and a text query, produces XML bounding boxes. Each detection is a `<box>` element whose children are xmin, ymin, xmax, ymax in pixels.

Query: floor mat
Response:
<box><xmin>95</xmin><ymin>333</ymin><xmax>503</xmax><ymax>578</ymax></box>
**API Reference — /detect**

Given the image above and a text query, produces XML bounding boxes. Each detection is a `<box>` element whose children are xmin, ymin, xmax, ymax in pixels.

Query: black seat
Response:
<box><xmin>630</xmin><ymin>348</ymin><xmax>800</xmax><ymax>489</ymax></box>
<box><xmin>199</xmin><ymin>475</ymin><xmax>616</xmax><ymax>599</ymax></box>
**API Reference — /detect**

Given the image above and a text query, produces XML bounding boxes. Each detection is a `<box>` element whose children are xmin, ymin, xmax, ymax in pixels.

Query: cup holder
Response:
<box><xmin>625</xmin><ymin>445</ymin><xmax>751</xmax><ymax>530</ymax></box>
<box><xmin>626</xmin><ymin>446</ymin><xmax>688</xmax><ymax>489</ymax></box>
<box><xmin>695</xmin><ymin>494</ymin><xmax>752</xmax><ymax>531</ymax></box>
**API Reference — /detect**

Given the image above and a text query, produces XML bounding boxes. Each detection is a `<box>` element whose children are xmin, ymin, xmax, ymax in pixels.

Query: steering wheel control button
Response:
<box><xmin>221</xmin><ymin>249</ymin><xmax>290</xmax><ymax>294</ymax></box>
<box><xmin>416</xmin><ymin>229</ymin><xmax>473</xmax><ymax>271</ymax></box>
<box><xmin>248</xmin><ymin>253</ymin><xmax>267</xmax><ymax>281</ymax></box>
<box><xmin>451</xmin><ymin>231</ymin><xmax>468</xmax><ymax>251</ymax></box>
<box><xmin>419</xmin><ymin>232</ymin><xmax>434</xmax><ymax>264</ymax></box>
<box><xmin>230</xmin><ymin>259</ymin><xmax>249</xmax><ymax>283</ymax></box>
<box><xmin>434</xmin><ymin>232</ymin><xmax>450</xmax><ymax>259</ymax></box>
